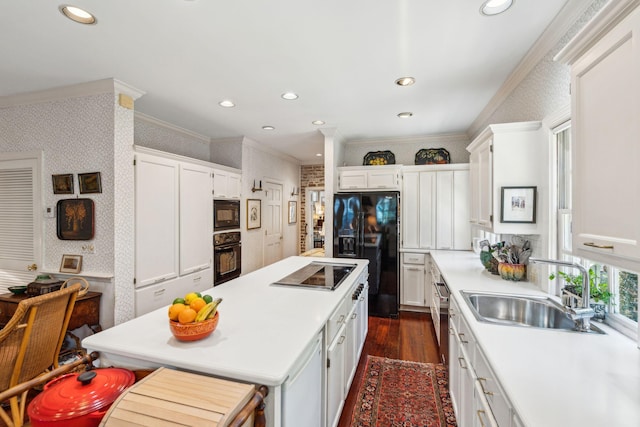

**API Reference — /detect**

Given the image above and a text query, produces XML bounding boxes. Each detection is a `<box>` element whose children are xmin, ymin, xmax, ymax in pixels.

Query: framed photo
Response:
<box><xmin>60</xmin><ymin>254</ymin><xmax>82</xmax><ymax>274</ymax></box>
<box><xmin>52</xmin><ymin>174</ymin><xmax>74</xmax><ymax>194</ymax></box>
<box><xmin>56</xmin><ymin>198</ymin><xmax>95</xmax><ymax>240</ymax></box>
<box><xmin>247</xmin><ymin>199</ymin><xmax>261</xmax><ymax>230</ymax></box>
<box><xmin>500</xmin><ymin>186</ymin><xmax>537</xmax><ymax>223</ymax></box>
<box><xmin>78</xmin><ymin>172</ymin><xmax>102</xmax><ymax>194</ymax></box>
<box><xmin>288</xmin><ymin>201</ymin><xmax>297</xmax><ymax>224</ymax></box>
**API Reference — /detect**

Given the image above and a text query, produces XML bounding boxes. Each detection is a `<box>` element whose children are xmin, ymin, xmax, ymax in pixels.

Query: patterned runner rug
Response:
<box><xmin>350</xmin><ymin>356</ymin><xmax>457</xmax><ymax>427</ymax></box>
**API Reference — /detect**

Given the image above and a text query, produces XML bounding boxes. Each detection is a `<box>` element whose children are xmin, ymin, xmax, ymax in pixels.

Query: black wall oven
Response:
<box><xmin>213</xmin><ymin>199</ymin><xmax>240</xmax><ymax>231</ymax></box>
<box><xmin>214</xmin><ymin>231</ymin><xmax>241</xmax><ymax>285</ymax></box>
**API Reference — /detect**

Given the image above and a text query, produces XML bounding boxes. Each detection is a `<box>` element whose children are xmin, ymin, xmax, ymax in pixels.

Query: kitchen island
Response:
<box><xmin>83</xmin><ymin>256</ymin><xmax>369</xmax><ymax>427</ymax></box>
<box><xmin>431</xmin><ymin>250</ymin><xmax>640</xmax><ymax>427</ymax></box>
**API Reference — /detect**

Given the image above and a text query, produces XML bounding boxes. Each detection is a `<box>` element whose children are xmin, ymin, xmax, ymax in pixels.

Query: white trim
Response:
<box><xmin>135</xmin><ymin>112</ymin><xmax>210</xmax><ymax>144</ymax></box>
<box><xmin>344</xmin><ymin>132</ymin><xmax>468</xmax><ymax>147</ymax></box>
<box><xmin>0</xmin><ymin>78</ymin><xmax>144</xmax><ymax>108</ymax></box>
<box><xmin>543</xmin><ymin>103</ymin><xmax>571</xmax><ymax>131</ymax></box>
<box><xmin>555</xmin><ymin>0</ymin><xmax>640</xmax><ymax>64</ymax></box>
<box><xmin>133</xmin><ymin>145</ymin><xmax>218</xmax><ymax>169</ymax></box>
<box><xmin>468</xmin><ymin>0</ymin><xmax>594</xmax><ymax>137</ymax></box>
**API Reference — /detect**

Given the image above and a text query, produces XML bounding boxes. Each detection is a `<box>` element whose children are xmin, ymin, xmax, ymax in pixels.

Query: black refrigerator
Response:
<box><xmin>333</xmin><ymin>192</ymin><xmax>399</xmax><ymax>318</ymax></box>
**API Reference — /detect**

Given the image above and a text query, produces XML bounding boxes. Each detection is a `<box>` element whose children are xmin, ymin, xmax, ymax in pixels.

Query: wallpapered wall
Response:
<box><xmin>0</xmin><ymin>90</ymin><xmax>135</xmax><ymax>327</ymax></box>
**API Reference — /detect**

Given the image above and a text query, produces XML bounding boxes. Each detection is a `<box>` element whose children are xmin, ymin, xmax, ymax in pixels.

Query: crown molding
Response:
<box><xmin>0</xmin><ymin>78</ymin><xmax>144</xmax><ymax>109</ymax></box>
<box><xmin>555</xmin><ymin>0</ymin><xmax>640</xmax><ymax>64</ymax></box>
<box><xmin>134</xmin><ymin>112</ymin><xmax>210</xmax><ymax>144</ymax></box>
<box><xmin>468</xmin><ymin>0</ymin><xmax>595</xmax><ymax>137</ymax></box>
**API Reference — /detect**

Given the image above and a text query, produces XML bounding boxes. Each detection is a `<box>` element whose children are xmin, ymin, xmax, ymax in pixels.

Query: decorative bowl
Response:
<box><xmin>498</xmin><ymin>263</ymin><xmax>526</xmax><ymax>281</ymax></box>
<box><xmin>8</xmin><ymin>286</ymin><xmax>27</xmax><ymax>295</ymax></box>
<box><xmin>169</xmin><ymin>312</ymin><xmax>219</xmax><ymax>342</ymax></box>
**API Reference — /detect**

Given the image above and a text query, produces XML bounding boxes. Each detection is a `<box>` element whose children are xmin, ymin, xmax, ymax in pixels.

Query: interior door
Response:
<box><xmin>263</xmin><ymin>180</ymin><xmax>283</xmax><ymax>266</ymax></box>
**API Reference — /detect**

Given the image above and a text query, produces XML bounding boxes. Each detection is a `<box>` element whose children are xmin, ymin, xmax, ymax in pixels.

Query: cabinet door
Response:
<box><xmin>226</xmin><ymin>172</ymin><xmax>242</xmax><ymax>199</ymax></box>
<box><xmin>571</xmin><ymin>8</ymin><xmax>640</xmax><ymax>269</ymax></box>
<box><xmin>436</xmin><ymin>171</ymin><xmax>453</xmax><ymax>249</ymax></box>
<box><xmin>452</xmin><ymin>170</ymin><xmax>471</xmax><ymax>250</ymax></box>
<box><xmin>367</xmin><ymin>169</ymin><xmax>398</xmax><ymax>189</ymax></box>
<box><xmin>135</xmin><ymin>154</ymin><xmax>179</xmax><ymax>288</ymax></box>
<box><xmin>419</xmin><ymin>172</ymin><xmax>436</xmax><ymax>249</ymax></box>
<box><xmin>401</xmin><ymin>264</ymin><xmax>425</xmax><ymax>306</ymax></box>
<box><xmin>326</xmin><ymin>327</ymin><xmax>346</xmax><ymax>427</ymax></box>
<box><xmin>212</xmin><ymin>169</ymin><xmax>228</xmax><ymax>198</ymax></box>
<box><xmin>477</xmin><ymin>141</ymin><xmax>493</xmax><ymax>227</ymax></box>
<box><xmin>338</xmin><ymin>170</ymin><xmax>367</xmax><ymax>190</ymax></box>
<box><xmin>402</xmin><ymin>172</ymin><xmax>420</xmax><ymax>249</ymax></box>
<box><xmin>344</xmin><ymin>305</ymin><xmax>358</xmax><ymax>392</ymax></box>
<box><xmin>469</xmin><ymin>150</ymin><xmax>480</xmax><ymax>224</ymax></box>
<box><xmin>179</xmin><ymin>163</ymin><xmax>213</xmax><ymax>276</ymax></box>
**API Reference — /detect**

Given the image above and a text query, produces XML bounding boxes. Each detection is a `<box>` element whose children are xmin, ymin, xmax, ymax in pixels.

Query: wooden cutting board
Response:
<box><xmin>99</xmin><ymin>367</ymin><xmax>255</xmax><ymax>427</ymax></box>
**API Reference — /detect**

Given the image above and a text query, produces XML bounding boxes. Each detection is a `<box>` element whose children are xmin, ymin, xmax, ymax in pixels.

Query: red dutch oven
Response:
<box><xmin>27</xmin><ymin>368</ymin><xmax>135</xmax><ymax>427</ymax></box>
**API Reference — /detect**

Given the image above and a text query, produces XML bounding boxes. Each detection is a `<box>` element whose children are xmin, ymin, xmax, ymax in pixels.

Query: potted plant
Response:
<box><xmin>549</xmin><ymin>265</ymin><xmax>612</xmax><ymax>320</ymax></box>
<box><xmin>491</xmin><ymin>241</ymin><xmax>532</xmax><ymax>281</ymax></box>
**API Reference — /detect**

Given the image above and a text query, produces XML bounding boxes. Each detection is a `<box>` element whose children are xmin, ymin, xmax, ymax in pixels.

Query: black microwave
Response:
<box><xmin>214</xmin><ymin>199</ymin><xmax>240</xmax><ymax>231</ymax></box>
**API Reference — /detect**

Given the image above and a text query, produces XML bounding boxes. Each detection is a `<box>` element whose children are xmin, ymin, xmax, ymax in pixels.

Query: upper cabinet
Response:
<box><xmin>466</xmin><ymin>121</ymin><xmax>543</xmax><ymax>235</ymax></box>
<box><xmin>401</xmin><ymin>164</ymin><xmax>470</xmax><ymax>251</ymax></box>
<box><xmin>556</xmin><ymin>1</ymin><xmax>640</xmax><ymax>271</ymax></box>
<box><xmin>337</xmin><ymin>165</ymin><xmax>401</xmax><ymax>191</ymax></box>
<box><xmin>212</xmin><ymin>168</ymin><xmax>241</xmax><ymax>199</ymax></box>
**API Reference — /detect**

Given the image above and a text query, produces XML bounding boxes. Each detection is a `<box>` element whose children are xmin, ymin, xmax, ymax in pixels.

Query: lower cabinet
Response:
<box><xmin>326</xmin><ymin>273</ymin><xmax>368</xmax><ymax>427</ymax></box>
<box><xmin>401</xmin><ymin>252</ymin><xmax>430</xmax><ymax>309</ymax></box>
<box><xmin>449</xmin><ymin>297</ymin><xmax>515</xmax><ymax>427</ymax></box>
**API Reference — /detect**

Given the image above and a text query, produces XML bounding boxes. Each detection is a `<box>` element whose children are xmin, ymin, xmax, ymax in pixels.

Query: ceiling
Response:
<box><xmin>1</xmin><ymin>1</ymin><xmax>581</xmax><ymax>163</ymax></box>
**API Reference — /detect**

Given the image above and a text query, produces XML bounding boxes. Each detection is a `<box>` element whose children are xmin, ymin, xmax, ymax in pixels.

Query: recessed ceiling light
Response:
<box><xmin>395</xmin><ymin>77</ymin><xmax>415</xmax><ymax>86</ymax></box>
<box><xmin>397</xmin><ymin>112</ymin><xmax>413</xmax><ymax>118</ymax></box>
<box><xmin>59</xmin><ymin>5</ymin><xmax>97</xmax><ymax>24</ymax></box>
<box><xmin>281</xmin><ymin>92</ymin><xmax>298</xmax><ymax>100</ymax></box>
<box><xmin>219</xmin><ymin>100</ymin><xmax>235</xmax><ymax>108</ymax></box>
<box><xmin>316</xmin><ymin>153</ymin><xmax>323</xmax><ymax>157</ymax></box>
<box><xmin>312</xmin><ymin>120</ymin><xmax>325</xmax><ymax>125</ymax></box>
<box><xmin>262</xmin><ymin>126</ymin><xmax>275</xmax><ymax>130</ymax></box>
<box><xmin>480</xmin><ymin>0</ymin><xmax>514</xmax><ymax>16</ymax></box>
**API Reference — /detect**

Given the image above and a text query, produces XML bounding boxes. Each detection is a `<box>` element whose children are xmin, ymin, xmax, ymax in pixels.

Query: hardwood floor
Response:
<box><xmin>337</xmin><ymin>311</ymin><xmax>441</xmax><ymax>427</ymax></box>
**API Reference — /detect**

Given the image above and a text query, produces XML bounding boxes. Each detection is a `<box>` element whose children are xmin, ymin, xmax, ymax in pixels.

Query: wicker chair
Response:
<box><xmin>0</xmin><ymin>283</ymin><xmax>82</xmax><ymax>427</ymax></box>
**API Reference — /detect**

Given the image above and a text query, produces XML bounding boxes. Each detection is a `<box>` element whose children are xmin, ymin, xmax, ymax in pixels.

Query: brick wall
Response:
<box><xmin>300</xmin><ymin>165</ymin><xmax>325</xmax><ymax>252</ymax></box>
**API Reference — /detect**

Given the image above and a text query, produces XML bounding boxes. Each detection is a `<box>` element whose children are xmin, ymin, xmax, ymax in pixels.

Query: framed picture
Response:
<box><xmin>52</xmin><ymin>174</ymin><xmax>74</xmax><ymax>194</ymax></box>
<box><xmin>500</xmin><ymin>186</ymin><xmax>537</xmax><ymax>223</ymax></box>
<box><xmin>56</xmin><ymin>198</ymin><xmax>95</xmax><ymax>240</ymax></box>
<box><xmin>60</xmin><ymin>254</ymin><xmax>82</xmax><ymax>274</ymax></box>
<box><xmin>247</xmin><ymin>199</ymin><xmax>261</xmax><ymax>230</ymax></box>
<box><xmin>288</xmin><ymin>201</ymin><xmax>297</xmax><ymax>224</ymax></box>
<box><xmin>78</xmin><ymin>172</ymin><xmax>102</xmax><ymax>194</ymax></box>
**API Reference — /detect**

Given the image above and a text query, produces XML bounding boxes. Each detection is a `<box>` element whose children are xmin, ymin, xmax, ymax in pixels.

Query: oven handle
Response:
<box><xmin>214</xmin><ymin>243</ymin><xmax>242</xmax><ymax>251</ymax></box>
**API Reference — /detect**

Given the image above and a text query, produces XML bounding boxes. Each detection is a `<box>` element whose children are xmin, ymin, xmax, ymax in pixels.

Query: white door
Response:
<box><xmin>0</xmin><ymin>152</ymin><xmax>42</xmax><ymax>287</ymax></box>
<box><xmin>306</xmin><ymin>188</ymin><xmax>325</xmax><ymax>252</ymax></box>
<box><xmin>264</xmin><ymin>180</ymin><xmax>283</xmax><ymax>266</ymax></box>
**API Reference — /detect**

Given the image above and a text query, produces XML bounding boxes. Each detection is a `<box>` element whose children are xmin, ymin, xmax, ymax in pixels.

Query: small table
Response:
<box><xmin>0</xmin><ymin>291</ymin><xmax>102</xmax><ymax>331</ymax></box>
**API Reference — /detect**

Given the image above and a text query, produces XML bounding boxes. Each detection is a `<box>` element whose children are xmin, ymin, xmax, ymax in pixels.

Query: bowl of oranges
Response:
<box><xmin>168</xmin><ymin>292</ymin><xmax>222</xmax><ymax>342</ymax></box>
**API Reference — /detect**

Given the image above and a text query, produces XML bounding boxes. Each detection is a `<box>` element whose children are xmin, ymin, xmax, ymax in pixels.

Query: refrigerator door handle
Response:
<box><xmin>358</xmin><ymin>212</ymin><xmax>365</xmax><ymax>257</ymax></box>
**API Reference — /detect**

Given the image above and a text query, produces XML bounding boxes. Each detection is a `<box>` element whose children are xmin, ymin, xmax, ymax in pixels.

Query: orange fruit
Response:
<box><xmin>189</xmin><ymin>297</ymin><xmax>206</xmax><ymax>313</ymax></box>
<box><xmin>168</xmin><ymin>303</ymin><xmax>186</xmax><ymax>321</ymax></box>
<box><xmin>178</xmin><ymin>307</ymin><xmax>197</xmax><ymax>324</ymax></box>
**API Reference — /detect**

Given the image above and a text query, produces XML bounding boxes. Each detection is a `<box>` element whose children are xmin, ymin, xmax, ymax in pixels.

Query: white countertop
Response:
<box><xmin>430</xmin><ymin>250</ymin><xmax>640</xmax><ymax>427</ymax></box>
<box><xmin>83</xmin><ymin>256</ymin><xmax>368</xmax><ymax>386</ymax></box>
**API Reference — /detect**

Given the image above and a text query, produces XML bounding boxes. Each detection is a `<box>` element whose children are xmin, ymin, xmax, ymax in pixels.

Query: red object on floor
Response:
<box><xmin>350</xmin><ymin>355</ymin><xmax>457</xmax><ymax>427</ymax></box>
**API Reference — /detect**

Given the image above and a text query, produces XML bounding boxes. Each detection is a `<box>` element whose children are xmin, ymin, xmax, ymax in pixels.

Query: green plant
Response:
<box><xmin>549</xmin><ymin>265</ymin><xmax>612</xmax><ymax>304</ymax></box>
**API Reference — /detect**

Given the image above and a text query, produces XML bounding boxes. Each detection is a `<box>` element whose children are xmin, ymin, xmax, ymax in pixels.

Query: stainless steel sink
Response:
<box><xmin>460</xmin><ymin>291</ymin><xmax>604</xmax><ymax>334</ymax></box>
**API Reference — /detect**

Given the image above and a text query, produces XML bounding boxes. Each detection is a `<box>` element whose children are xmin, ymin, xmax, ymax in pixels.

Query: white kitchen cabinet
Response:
<box><xmin>326</xmin><ymin>324</ymin><xmax>346</xmax><ymax>427</ymax></box>
<box><xmin>337</xmin><ymin>165</ymin><xmax>401</xmax><ymax>191</ymax></box>
<box><xmin>401</xmin><ymin>252</ymin><xmax>428</xmax><ymax>308</ymax></box>
<box><xmin>134</xmin><ymin>147</ymin><xmax>213</xmax><ymax>311</ymax></box>
<box><xmin>402</xmin><ymin>165</ymin><xmax>471</xmax><ymax>250</ymax></box>
<box><xmin>466</xmin><ymin>122</ymin><xmax>543</xmax><ymax>235</ymax></box>
<box><xmin>556</xmin><ymin>2</ymin><xmax>640</xmax><ymax>272</ymax></box>
<box><xmin>212</xmin><ymin>168</ymin><xmax>241</xmax><ymax>199</ymax></box>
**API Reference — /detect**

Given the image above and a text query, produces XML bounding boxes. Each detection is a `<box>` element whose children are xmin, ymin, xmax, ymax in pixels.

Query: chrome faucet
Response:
<box><xmin>529</xmin><ymin>257</ymin><xmax>595</xmax><ymax>332</ymax></box>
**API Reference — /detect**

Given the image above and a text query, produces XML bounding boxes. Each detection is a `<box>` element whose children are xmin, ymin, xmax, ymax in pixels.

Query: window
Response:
<box><xmin>552</xmin><ymin>124</ymin><xmax>638</xmax><ymax>339</ymax></box>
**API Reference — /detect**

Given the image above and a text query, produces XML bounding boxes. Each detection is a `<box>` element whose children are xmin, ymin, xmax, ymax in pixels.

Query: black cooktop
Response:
<box><xmin>271</xmin><ymin>262</ymin><xmax>357</xmax><ymax>291</ymax></box>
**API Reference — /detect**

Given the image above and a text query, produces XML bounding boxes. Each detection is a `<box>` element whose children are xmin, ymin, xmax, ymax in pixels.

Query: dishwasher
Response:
<box><xmin>281</xmin><ymin>332</ymin><xmax>322</xmax><ymax>427</ymax></box>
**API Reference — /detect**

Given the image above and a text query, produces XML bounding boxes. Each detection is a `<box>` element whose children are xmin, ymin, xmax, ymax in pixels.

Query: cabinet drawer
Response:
<box><xmin>403</xmin><ymin>253</ymin><xmax>425</xmax><ymax>265</ymax></box>
<box><xmin>327</xmin><ymin>297</ymin><xmax>350</xmax><ymax>344</ymax></box>
<box><xmin>475</xmin><ymin>348</ymin><xmax>511</xmax><ymax>427</ymax></box>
